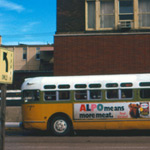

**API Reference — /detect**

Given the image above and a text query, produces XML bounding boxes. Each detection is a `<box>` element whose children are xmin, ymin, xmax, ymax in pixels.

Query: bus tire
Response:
<box><xmin>49</xmin><ymin>116</ymin><xmax>72</xmax><ymax>136</ymax></box>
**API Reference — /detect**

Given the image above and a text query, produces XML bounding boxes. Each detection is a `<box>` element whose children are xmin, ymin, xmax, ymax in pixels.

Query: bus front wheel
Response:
<box><xmin>50</xmin><ymin>116</ymin><xmax>72</xmax><ymax>136</ymax></box>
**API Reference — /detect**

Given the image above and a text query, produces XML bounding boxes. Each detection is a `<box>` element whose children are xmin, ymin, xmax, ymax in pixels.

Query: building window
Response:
<box><xmin>87</xmin><ymin>0</ymin><xmax>95</xmax><ymax>29</ymax></box>
<box><xmin>100</xmin><ymin>0</ymin><xmax>115</xmax><ymax>28</ymax></box>
<box><xmin>36</xmin><ymin>47</ymin><xmax>40</xmax><ymax>60</ymax></box>
<box><xmin>139</xmin><ymin>0</ymin><xmax>150</xmax><ymax>27</ymax></box>
<box><xmin>119</xmin><ymin>0</ymin><xmax>133</xmax><ymax>20</ymax></box>
<box><xmin>86</xmin><ymin>0</ymin><xmax>150</xmax><ymax>30</ymax></box>
<box><xmin>23</xmin><ymin>48</ymin><xmax>27</xmax><ymax>60</ymax></box>
<box><xmin>86</xmin><ymin>0</ymin><xmax>115</xmax><ymax>30</ymax></box>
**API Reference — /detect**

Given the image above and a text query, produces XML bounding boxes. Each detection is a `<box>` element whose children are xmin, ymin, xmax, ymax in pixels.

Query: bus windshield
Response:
<box><xmin>22</xmin><ymin>90</ymin><xmax>40</xmax><ymax>102</ymax></box>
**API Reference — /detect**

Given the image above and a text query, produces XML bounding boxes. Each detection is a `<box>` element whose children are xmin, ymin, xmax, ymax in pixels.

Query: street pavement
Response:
<box><xmin>5</xmin><ymin>129</ymin><xmax>150</xmax><ymax>150</ymax></box>
<box><xmin>4</xmin><ymin>123</ymin><xmax>150</xmax><ymax>150</ymax></box>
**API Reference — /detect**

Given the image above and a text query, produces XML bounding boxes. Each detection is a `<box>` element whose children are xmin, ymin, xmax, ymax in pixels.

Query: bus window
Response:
<box><xmin>89</xmin><ymin>83</ymin><xmax>101</xmax><ymax>88</ymax></box>
<box><xmin>139</xmin><ymin>82</ymin><xmax>150</xmax><ymax>87</ymax></box>
<box><xmin>89</xmin><ymin>90</ymin><xmax>101</xmax><ymax>100</ymax></box>
<box><xmin>75</xmin><ymin>90</ymin><xmax>87</xmax><ymax>100</ymax></box>
<box><xmin>23</xmin><ymin>90</ymin><xmax>40</xmax><ymax>102</ymax></box>
<box><xmin>59</xmin><ymin>91</ymin><xmax>70</xmax><ymax>100</ymax></box>
<box><xmin>44</xmin><ymin>85</ymin><xmax>56</xmax><ymax>89</ymax></box>
<box><xmin>75</xmin><ymin>84</ymin><xmax>87</xmax><ymax>88</ymax></box>
<box><xmin>106</xmin><ymin>83</ymin><xmax>118</xmax><ymax>88</ymax></box>
<box><xmin>140</xmin><ymin>89</ymin><xmax>150</xmax><ymax>98</ymax></box>
<box><xmin>121</xmin><ymin>83</ymin><xmax>133</xmax><ymax>87</ymax></box>
<box><xmin>44</xmin><ymin>91</ymin><xmax>56</xmax><ymax>101</ymax></box>
<box><xmin>107</xmin><ymin>89</ymin><xmax>118</xmax><ymax>99</ymax></box>
<box><xmin>58</xmin><ymin>85</ymin><xmax>70</xmax><ymax>89</ymax></box>
<box><xmin>121</xmin><ymin>89</ymin><xmax>133</xmax><ymax>99</ymax></box>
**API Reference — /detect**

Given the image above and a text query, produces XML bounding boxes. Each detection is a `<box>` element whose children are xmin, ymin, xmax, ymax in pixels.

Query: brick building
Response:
<box><xmin>54</xmin><ymin>0</ymin><xmax>150</xmax><ymax>76</ymax></box>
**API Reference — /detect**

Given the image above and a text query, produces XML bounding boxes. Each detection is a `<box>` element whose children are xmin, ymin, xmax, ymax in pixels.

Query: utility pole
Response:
<box><xmin>0</xmin><ymin>47</ymin><xmax>14</xmax><ymax>150</ymax></box>
<box><xmin>0</xmin><ymin>84</ymin><xmax>7</xmax><ymax>150</ymax></box>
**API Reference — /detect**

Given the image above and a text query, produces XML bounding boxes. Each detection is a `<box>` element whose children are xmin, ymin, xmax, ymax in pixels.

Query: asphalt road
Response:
<box><xmin>5</xmin><ymin>129</ymin><xmax>150</xmax><ymax>150</ymax></box>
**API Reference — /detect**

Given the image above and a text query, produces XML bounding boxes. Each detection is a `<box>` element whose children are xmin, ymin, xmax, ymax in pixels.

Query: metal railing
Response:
<box><xmin>0</xmin><ymin>90</ymin><xmax>22</xmax><ymax>106</ymax></box>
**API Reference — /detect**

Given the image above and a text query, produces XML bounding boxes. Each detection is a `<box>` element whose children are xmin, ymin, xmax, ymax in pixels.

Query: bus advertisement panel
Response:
<box><xmin>74</xmin><ymin>102</ymin><xmax>149</xmax><ymax>120</ymax></box>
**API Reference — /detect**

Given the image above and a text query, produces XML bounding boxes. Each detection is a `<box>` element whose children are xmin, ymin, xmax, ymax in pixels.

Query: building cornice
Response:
<box><xmin>55</xmin><ymin>31</ymin><xmax>150</xmax><ymax>37</ymax></box>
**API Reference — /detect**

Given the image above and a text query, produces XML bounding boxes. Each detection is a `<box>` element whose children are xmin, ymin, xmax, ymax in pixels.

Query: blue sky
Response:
<box><xmin>0</xmin><ymin>0</ymin><xmax>56</xmax><ymax>45</ymax></box>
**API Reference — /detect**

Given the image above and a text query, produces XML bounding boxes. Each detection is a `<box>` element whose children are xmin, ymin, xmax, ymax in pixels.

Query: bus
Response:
<box><xmin>21</xmin><ymin>73</ymin><xmax>150</xmax><ymax>136</ymax></box>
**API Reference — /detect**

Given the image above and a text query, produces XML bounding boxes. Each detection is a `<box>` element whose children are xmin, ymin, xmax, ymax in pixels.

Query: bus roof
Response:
<box><xmin>21</xmin><ymin>73</ymin><xmax>150</xmax><ymax>90</ymax></box>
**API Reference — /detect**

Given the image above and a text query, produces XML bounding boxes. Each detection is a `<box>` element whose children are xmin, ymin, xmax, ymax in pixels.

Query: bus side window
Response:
<box><xmin>121</xmin><ymin>89</ymin><xmax>133</xmax><ymax>99</ymax></box>
<box><xmin>89</xmin><ymin>90</ymin><xmax>101</xmax><ymax>100</ymax></box>
<box><xmin>59</xmin><ymin>91</ymin><xmax>70</xmax><ymax>100</ymax></box>
<box><xmin>107</xmin><ymin>89</ymin><xmax>118</xmax><ymax>99</ymax></box>
<box><xmin>140</xmin><ymin>89</ymin><xmax>150</xmax><ymax>98</ymax></box>
<box><xmin>75</xmin><ymin>90</ymin><xmax>87</xmax><ymax>100</ymax></box>
<box><xmin>44</xmin><ymin>91</ymin><xmax>56</xmax><ymax>101</ymax></box>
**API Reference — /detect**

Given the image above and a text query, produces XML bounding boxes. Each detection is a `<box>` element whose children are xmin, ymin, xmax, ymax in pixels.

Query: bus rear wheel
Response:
<box><xmin>50</xmin><ymin>116</ymin><xmax>72</xmax><ymax>136</ymax></box>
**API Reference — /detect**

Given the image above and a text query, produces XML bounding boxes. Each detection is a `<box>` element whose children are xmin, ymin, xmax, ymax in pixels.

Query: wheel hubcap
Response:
<box><xmin>54</xmin><ymin>119</ymin><xmax>67</xmax><ymax>133</ymax></box>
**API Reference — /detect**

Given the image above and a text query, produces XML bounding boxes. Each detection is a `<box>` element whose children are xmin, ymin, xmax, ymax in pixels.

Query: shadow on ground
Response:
<box><xmin>5</xmin><ymin>129</ymin><xmax>150</xmax><ymax>137</ymax></box>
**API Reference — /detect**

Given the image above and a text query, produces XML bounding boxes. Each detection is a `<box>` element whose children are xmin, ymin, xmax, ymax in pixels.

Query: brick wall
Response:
<box><xmin>57</xmin><ymin>0</ymin><xmax>85</xmax><ymax>33</ymax></box>
<box><xmin>54</xmin><ymin>34</ymin><xmax>150</xmax><ymax>76</ymax></box>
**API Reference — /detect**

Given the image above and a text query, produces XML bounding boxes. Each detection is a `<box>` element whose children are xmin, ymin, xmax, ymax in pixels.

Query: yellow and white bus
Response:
<box><xmin>21</xmin><ymin>73</ymin><xmax>150</xmax><ymax>136</ymax></box>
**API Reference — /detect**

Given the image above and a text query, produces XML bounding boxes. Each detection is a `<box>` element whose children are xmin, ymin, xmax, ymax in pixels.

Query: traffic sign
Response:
<box><xmin>0</xmin><ymin>47</ymin><xmax>14</xmax><ymax>84</ymax></box>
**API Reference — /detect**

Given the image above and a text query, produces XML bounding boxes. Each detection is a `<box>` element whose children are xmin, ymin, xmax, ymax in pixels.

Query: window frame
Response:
<box><xmin>89</xmin><ymin>89</ymin><xmax>102</xmax><ymax>100</ymax></box>
<box><xmin>44</xmin><ymin>91</ymin><xmax>57</xmax><ymax>101</ymax></box>
<box><xmin>44</xmin><ymin>90</ymin><xmax>71</xmax><ymax>101</ymax></box>
<box><xmin>106</xmin><ymin>88</ymin><xmax>133</xmax><ymax>100</ymax></box>
<box><xmin>138</xmin><ymin>0</ymin><xmax>150</xmax><ymax>28</ymax></box>
<box><xmin>85</xmin><ymin>0</ymin><xmax>115</xmax><ymax>31</ymax></box>
<box><xmin>85</xmin><ymin>0</ymin><xmax>97</xmax><ymax>31</ymax></box>
<box><xmin>22</xmin><ymin>90</ymin><xmax>40</xmax><ymax>103</ymax></box>
<box><xmin>119</xmin><ymin>0</ymin><xmax>134</xmax><ymax>21</ymax></box>
<box><xmin>85</xmin><ymin>0</ymin><xmax>150</xmax><ymax>31</ymax></box>
<box><xmin>23</xmin><ymin>47</ymin><xmax>27</xmax><ymax>60</ymax></box>
<box><xmin>74</xmin><ymin>89</ymin><xmax>102</xmax><ymax>101</ymax></box>
<box><xmin>100</xmin><ymin>0</ymin><xmax>115</xmax><ymax>29</ymax></box>
<box><xmin>140</xmin><ymin>88</ymin><xmax>150</xmax><ymax>99</ymax></box>
<box><xmin>36</xmin><ymin>47</ymin><xmax>40</xmax><ymax>60</ymax></box>
<box><xmin>75</xmin><ymin>90</ymin><xmax>88</xmax><ymax>101</ymax></box>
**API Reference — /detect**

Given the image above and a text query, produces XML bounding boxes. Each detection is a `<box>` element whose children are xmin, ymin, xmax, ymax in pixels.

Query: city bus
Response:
<box><xmin>21</xmin><ymin>73</ymin><xmax>150</xmax><ymax>136</ymax></box>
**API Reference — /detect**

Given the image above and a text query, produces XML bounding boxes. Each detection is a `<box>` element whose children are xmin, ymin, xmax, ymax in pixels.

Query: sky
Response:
<box><xmin>0</xmin><ymin>0</ymin><xmax>56</xmax><ymax>45</ymax></box>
